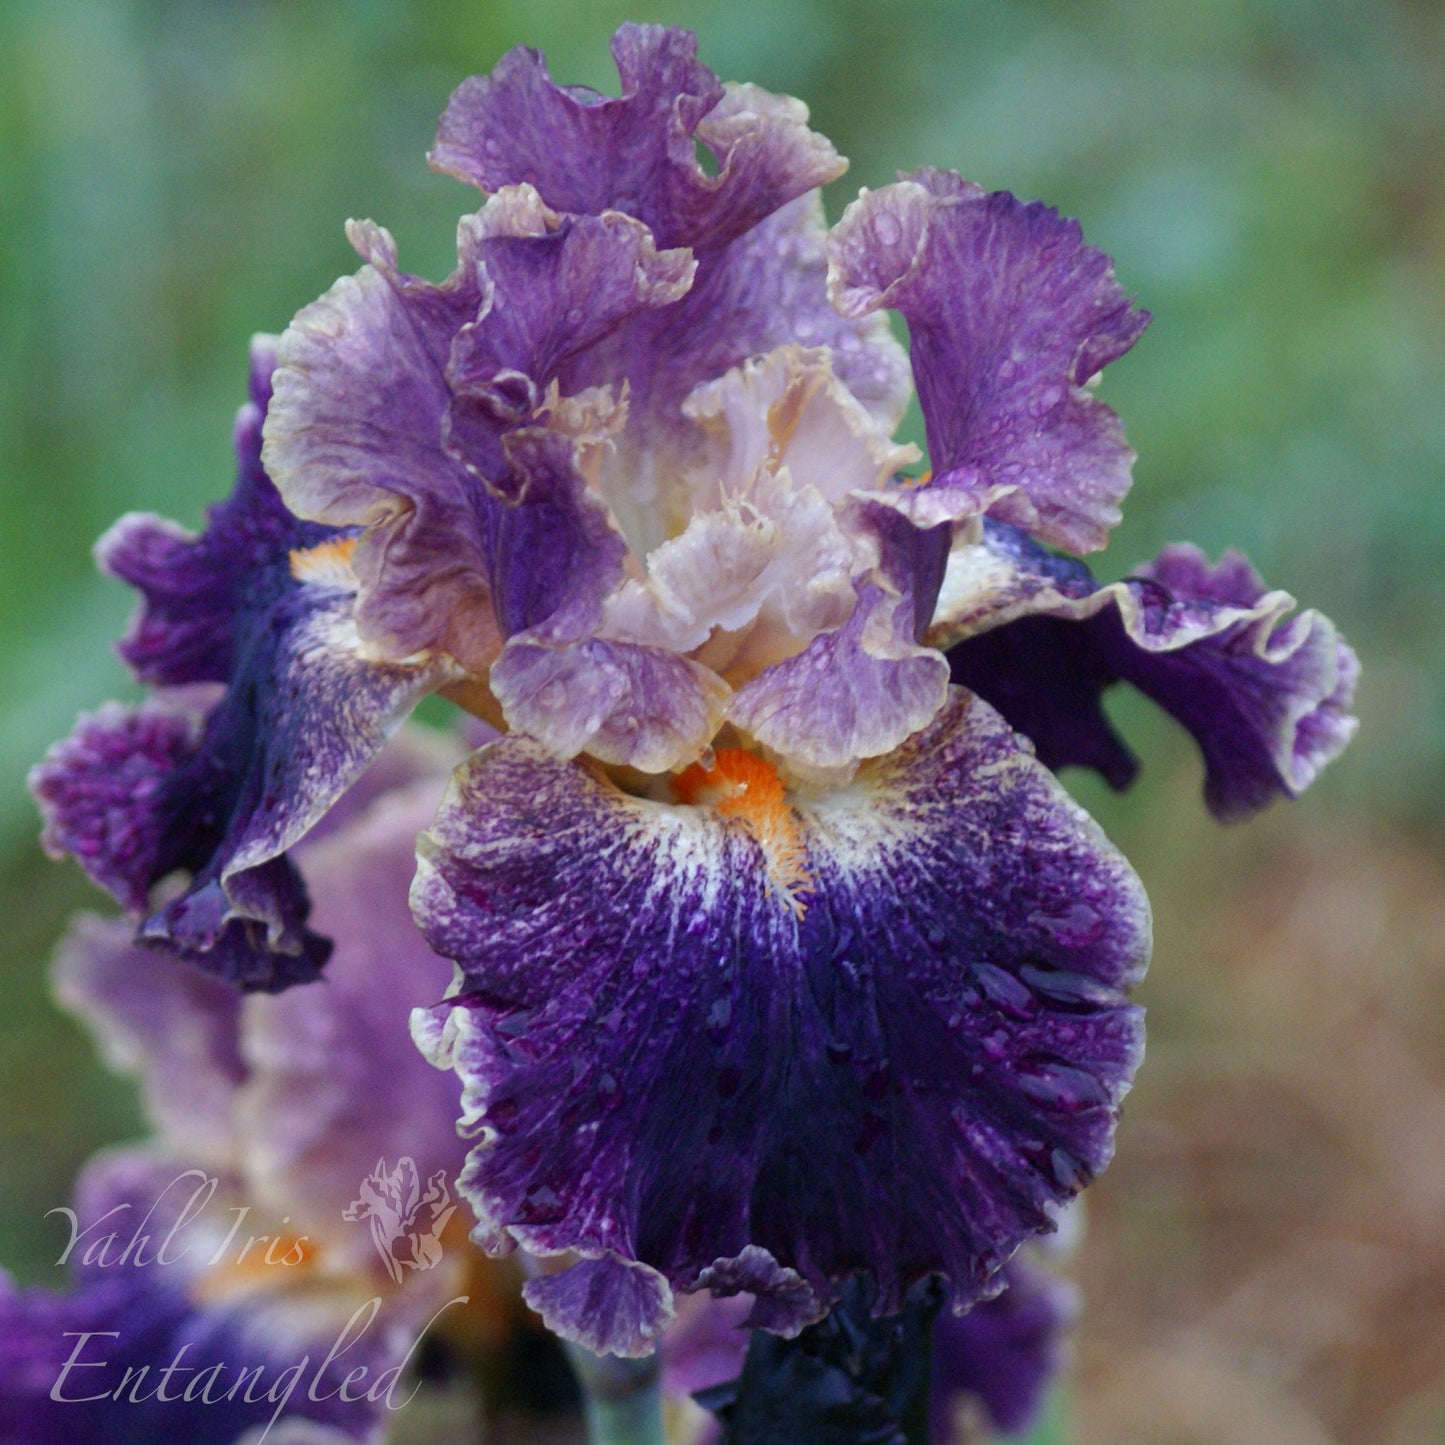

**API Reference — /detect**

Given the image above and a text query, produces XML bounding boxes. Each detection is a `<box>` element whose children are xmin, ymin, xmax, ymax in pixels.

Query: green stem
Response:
<box><xmin>565</xmin><ymin>1344</ymin><xmax>664</xmax><ymax>1445</ymax></box>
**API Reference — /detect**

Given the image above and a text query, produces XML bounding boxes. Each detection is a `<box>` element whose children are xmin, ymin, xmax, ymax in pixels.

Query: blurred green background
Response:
<box><xmin>2</xmin><ymin>1</ymin><xmax>1442</xmax><ymax>1440</ymax></box>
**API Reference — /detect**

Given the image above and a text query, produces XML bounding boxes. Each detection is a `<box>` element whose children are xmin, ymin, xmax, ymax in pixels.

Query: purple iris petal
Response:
<box><xmin>522</xmin><ymin>1256</ymin><xmax>677</xmax><ymax>1360</ymax></box>
<box><xmin>490</xmin><ymin>629</ymin><xmax>731</xmax><ymax>774</ymax></box>
<box><xmin>265</xmin><ymin>202</ymin><xmax>686</xmax><ymax>673</ymax></box>
<box><xmin>31</xmin><ymin>700</ymin><xmax>208</xmax><ymax>917</ymax></box>
<box><xmin>728</xmin><ymin>581</ymin><xmax>949</xmax><ymax>772</ymax></box>
<box><xmin>596</xmin><ymin>188</ymin><xmax>911</xmax><ymax>456</ymax></box>
<box><xmin>930</xmin><ymin>1254</ymin><xmax>1077</xmax><ymax>1440</ymax></box>
<box><xmin>52</xmin><ymin>747</ymin><xmax>465</xmax><ymax>1249</ymax></box>
<box><xmin>30</xmin><ymin>338</ymin><xmax>450</xmax><ymax>990</ymax></box>
<box><xmin>941</xmin><ymin>524</ymin><xmax>1360</xmax><ymax>819</ymax></box>
<box><xmin>264</xmin><ymin>26</ymin><xmax>911</xmax><ymax>770</ymax></box>
<box><xmin>829</xmin><ymin>171</ymin><xmax>1149</xmax><ymax>554</ymax></box>
<box><xmin>412</xmin><ymin>689</ymin><xmax>1147</xmax><ymax>1355</ymax></box>
<box><xmin>430</xmin><ymin>23</ymin><xmax>843</xmax><ymax>254</ymax></box>
<box><xmin>6</xmin><ymin>743</ymin><xmax>473</xmax><ymax>1443</ymax></box>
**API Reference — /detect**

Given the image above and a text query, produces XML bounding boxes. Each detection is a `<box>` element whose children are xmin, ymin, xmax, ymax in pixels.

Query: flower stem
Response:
<box><xmin>565</xmin><ymin>1344</ymin><xmax>664</xmax><ymax>1445</ymax></box>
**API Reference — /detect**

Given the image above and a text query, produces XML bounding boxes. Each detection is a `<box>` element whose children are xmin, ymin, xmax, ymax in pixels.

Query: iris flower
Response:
<box><xmin>11</xmin><ymin>728</ymin><xmax>1073</xmax><ymax>1444</ymax></box>
<box><xmin>32</xmin><ymin>21</ymin><xmax>1356</xmax><ymax>1376</ymax></box>
<box><xmin>9</xmin><ymin>735</ymin><xmax>477</xmax><ymax>1442</ymax></box>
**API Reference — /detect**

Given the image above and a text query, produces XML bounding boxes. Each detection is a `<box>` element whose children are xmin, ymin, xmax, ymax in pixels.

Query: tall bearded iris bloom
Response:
<box><xmin>32</xmin><ymin>20</ymin><xmax>1357</xmax><ymax>1384</ymax></box>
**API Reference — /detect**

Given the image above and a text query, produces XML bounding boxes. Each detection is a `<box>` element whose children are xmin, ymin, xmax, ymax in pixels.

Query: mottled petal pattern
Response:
<box><xmin>829</xmin><ymin>172</ymin><xmax>1149</xmax><ymax>553</ymax></box>
<box><xmin>31</xmin><ymin>338</ymin><xmax>452</xmax><ymax>989</ymax></box>
<box><xmin>430</xmin><ymin>24</ymin><xmax>843</xmax><ymax>253</ymax></box>
<box><xmin>412</xmin><ymin>690</ymin><xmax>1148</xmax><ymax>1353</ymax></box>
<box><xmin>939</xmin><ymin>524</ymin><xmax>1361</xmax><ymax>818</ymax></box>
<box><xmin>579</xmin><ymin>193</ymin><xmax>910</xmax><ymax>564</ymax></box>
<box><xmin>728</xmin><ymin>582</ymin><xmax>949</xmax><ymax>773</ymax></box>
<box><xmin>490</xmin><ymin>631</ymin><xmax>731</xmax><ymax>773</ymax></box>
<box><xmin>264</xmin><ymin>207</ymin><xmax>687</xmax><ymax>673</ymax></box>
<box><xmin>264</xmin><ymin>244</ymin><xmax>495</xmax><ymax>671</ymax></box>
<box><xmin>522</xmin><ymin>1255</ymin><xmax>676</xmax><ymax>1359</ymax></box>
<box><xmin>31</xmin><ymin>700</ymin><xmax>208</xmax><ymax>915</ymax></box>
<box><xmin>33</xmin><ymin>590</ymin><xmax>451</xmax><ymax>991</ymax></box>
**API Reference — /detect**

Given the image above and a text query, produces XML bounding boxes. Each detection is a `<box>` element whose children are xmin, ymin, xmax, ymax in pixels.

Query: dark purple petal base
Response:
<box><xmin>943</xmin><ymin>525</ymin><xmax>1360</xmax><ymax>819</ymax></box>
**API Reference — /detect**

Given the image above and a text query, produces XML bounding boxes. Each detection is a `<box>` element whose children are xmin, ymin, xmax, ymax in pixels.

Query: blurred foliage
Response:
<box><xmin>1</xmin><ymin>0</ymin><xmax>1441</xmax><ymax>1435</ymax></box>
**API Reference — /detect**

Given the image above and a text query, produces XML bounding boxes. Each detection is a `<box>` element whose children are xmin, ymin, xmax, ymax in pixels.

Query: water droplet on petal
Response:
<box><xmin>520</xmin><ymin>1184</ymin><xmax>563</xmax><ymax>1223</ymax></box>
<box><xmin>1015</xmin><ymin>1058</ymin><xmax>1109</xmax><ymax>1112</ymax></box>
<box><xmin>1049</xmin><ymin>1147</ymin><xmax>1091</xmax><ymax>1191</ymax></box>
<box><xmin>974</xmin><ymin>963</ymin><xmax>1037</xmax><ymax>1019</ymax></box>
<box><xmin>706</xmin><ymin>996</ymin><xmax>732</xmax><ymax>1043</ymax></box>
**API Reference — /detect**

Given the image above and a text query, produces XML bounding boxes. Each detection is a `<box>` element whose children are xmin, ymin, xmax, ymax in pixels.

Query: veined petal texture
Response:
<box><xmin>412</xmin><ymin>690</ymin><xmax>1148</xmax><ymax>1354</ymax></box>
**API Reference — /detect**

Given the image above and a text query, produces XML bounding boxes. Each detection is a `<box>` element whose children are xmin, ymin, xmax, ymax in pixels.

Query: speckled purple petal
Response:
<box><xmin>522</xmin><ymin>1255</ymin><xmax>676</xmax><ymax>1359</ymax></box>
<box><xmin>938</xmin><ymin>524</ymin><xmax>1360</xmax><ymax>819</ymax></box>
<box><xmin>33</xmin><ymin>581</ymin><xmax>450</xmax><ymax>991</ymax></box>
<box><xmin>472</xmin><ymin>426</ymin><xmax>631</xmax><ymax>641</ymax></box>
<box><xmin>267</xmin><ymin>34</ymin><xmax>909</xmax><ymax>708</ymax></box>
<box><xmin>728</xmin><ymin>582</ymin><xmax>949</xmax><ymax>772</ymax></box>
<box><xmin>931</xmin><ymin>1255</ymin><xmax>1077</xmax><ymax>1440</ymax></box>
<box><xmin>411</xmin><ymin>690</ymin><xmax>1148</xmax><ymax>1354</ymax></box>
<box><xmin>491</xmin><ymin>629</ymin><xmax>730</xmax><ymax>773</ymax></box>
<box><xmin>31</xmin><ymin>341</ymin><xmax>451</xmax><ymax>989</ymax></box>
<box><xmin>430</xmin><ymin>24</ymin><xmax>843</xmax><ymax>253</ymax></box>
<box><xmin>264</xmin><ymin>203</ymin><xmax>683</xmax><ymax>673</ymax></box>
<box><xmin>692</xmin><ymin>1247</ymin><xmax>820</xmax><ymax>1336</ymax></box>
<box><xmin>829</xmin><ymin>172</ymin><xmax>1149</xmax><ymax>553</ymax></box>
<box><xmin>444</xmin><ymin>196</ymin><xmax>695</xmax><ymax>481</ymax></box>
<box><xmin>30</xmin><ymin>701</ymin><xmax>339</xmax><ymax>992</ymax></box>
<box><xmin>264</xmin><ymin>238</ymin><xmax>493</xmax><ymax>671</ymax></box>
<box><xmin>31</xmin><ymin>701</ymin><xmax>208</xmax><ymax>916</ymax></box>
<box><xmin>576</xmin><ymin>191</ymin><xmax>910</xmax><ymax>559</ymax></box>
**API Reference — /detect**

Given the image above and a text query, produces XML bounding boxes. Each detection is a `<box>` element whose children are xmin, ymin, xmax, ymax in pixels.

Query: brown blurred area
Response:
<box><xmin>1076</xmin><ymin>790</ymin><xmax>1445</xmax><ymax>1443</ymax></box>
